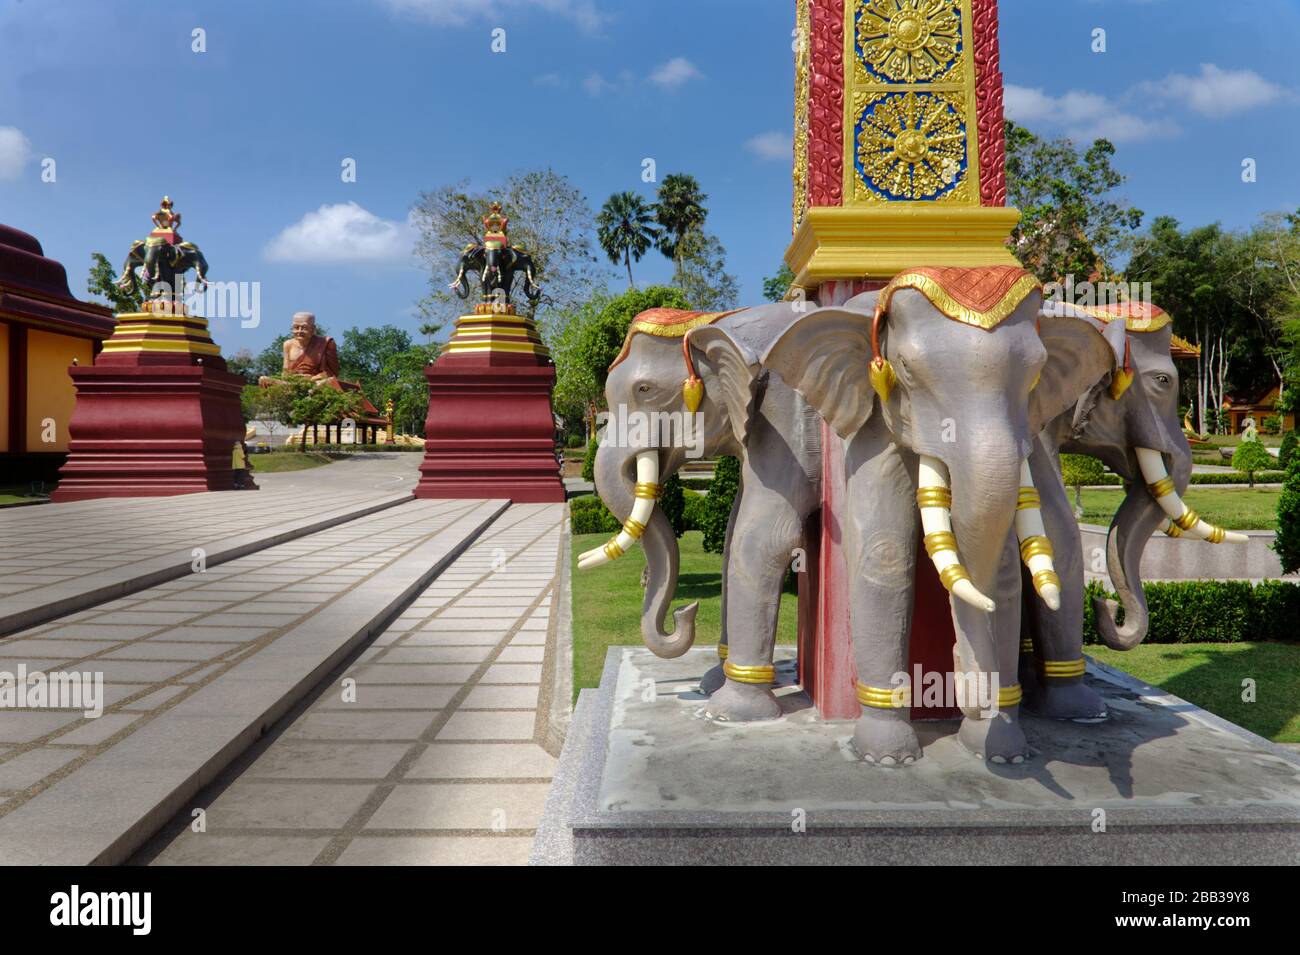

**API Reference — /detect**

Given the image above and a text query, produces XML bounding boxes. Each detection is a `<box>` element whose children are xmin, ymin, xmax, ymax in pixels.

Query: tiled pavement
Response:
<box><xmin>0</xmin><ymin>455</ymin><xmax>421</xmax><ymax>635</ymax></box>
<box><xmin>136</xmin><ymin>503</ymin><xmax>566</xmax><ymax>866</ymax></box>
<box><xmin>0</xmin><ymin>498</ymin><xmax>487</xmax><ymax>826</ymax></box>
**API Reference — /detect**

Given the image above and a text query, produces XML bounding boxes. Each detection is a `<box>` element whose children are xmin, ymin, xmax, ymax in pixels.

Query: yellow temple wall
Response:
<box><xmin>0</xmin><ymin>323</ymin><xmax>9</xmax><ymax>453</ymax></box>
<box><xmin>24</xmin><ymin>329</ymin><xmax>92</xmax><ymax>453</ymax></box>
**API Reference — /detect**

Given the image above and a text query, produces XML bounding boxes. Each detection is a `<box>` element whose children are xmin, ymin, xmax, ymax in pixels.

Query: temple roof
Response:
<box><xmin>0</xmin><ymin>222</ymin><xmax>115</xmax><ymax>340</ymax></box>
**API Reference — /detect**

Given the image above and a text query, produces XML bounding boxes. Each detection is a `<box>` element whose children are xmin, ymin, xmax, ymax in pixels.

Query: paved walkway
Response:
<box><xmin>0</xmin><ymin>454</ymin><xmax>422</xmax><ymax>635</ymax></box>
<box><xmin>134</xmin><ymin>503</ymin><xmax>566</xmax><ymax>866</ymax></box>
<box><xmin>0</xmin><ymin>497</ymin><xmax>513</xmax><ymax>863</ymax></box>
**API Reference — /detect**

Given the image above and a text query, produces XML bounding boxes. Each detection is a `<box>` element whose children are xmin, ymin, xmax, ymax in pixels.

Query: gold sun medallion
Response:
<box><xmin>857</xmin><ymin>0</ymin><xmax>962</xmax><ymax>83</ymax></box>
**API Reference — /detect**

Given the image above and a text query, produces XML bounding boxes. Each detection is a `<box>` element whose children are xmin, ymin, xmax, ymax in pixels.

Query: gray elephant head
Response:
<box><xmin>580</xmin><ymin>302</ymin><xmax>803</xmax><ymax>657</ymax></box>
<box><xmin>1046</xmin><ymin>305</ymin><xmax>1246</xmax><ymax>649</ymax></box>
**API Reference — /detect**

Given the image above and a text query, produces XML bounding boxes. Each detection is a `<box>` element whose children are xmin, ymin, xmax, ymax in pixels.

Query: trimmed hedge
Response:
<box><xmin>569</xmin><ymin>477</ymin><xmax>688</xmax><ymax>538</ymax></box>
<box><xmin>570</xmin><ymin>496</ymin><xmax>620</xmax><ymax>535</ymax></box>
<box><xmin>272</xmin><ymin>443</ymin><xmax>423</xmax><ymax>453</ymax></box>
<box><xmin>1083</xmin><ymin>579</ymin><xmax>1300</xmax><ymax>645</ymax></box>
<box><xmin>1083</xmin><ymin>471</ymin><xmax>1286</xmax><ymax>487</ymax></box>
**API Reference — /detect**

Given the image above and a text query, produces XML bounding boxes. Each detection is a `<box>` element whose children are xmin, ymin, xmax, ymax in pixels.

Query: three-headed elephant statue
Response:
<box><xmin>763</xmin><ymin>267</ymin><xmax>1126</xmax><ymax>764</ymax></box>
<box><xmin>578</xmin><ymin>302</ymin><xmax>824</xmax><ymax>722</ymax></box>
<box><xmin>1017</xmin><ymin>301</ymin><xmax>1246</xmax><ymax>720</ymax></box>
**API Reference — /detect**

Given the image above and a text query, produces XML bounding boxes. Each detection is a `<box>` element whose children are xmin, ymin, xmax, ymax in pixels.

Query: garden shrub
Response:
<box><xmin>581</xmin><ymin>437</ymin><xmax>599</xmax><ymax>483</ymax></box>
<box><xmin>697</xmin><ymin>456</ymin><xmax>741</xmax><ymax>553</ymax></box>
<box><xmin>1279</xmin><ymin>431</ymin><xmax>1298</xmax><ymax>471</ymax></box>
<box><xmin>566</xmin><ymin>433</ymin><xmax>585</xmax><ymax>449</ymax></box>
<box><xmin>1276</xmin><ymin>458</ymin><xmax>1300</xmax><ymax>575</ymax></box>
<box><xmin>1083</xmin><ymin>579</ymin><xmax>1300</xmax><ymax>644</ymax></box>
<box><xmin>1232</xmin><ymin>438</ymin><xmax>1275</xmax><ymax>488</ymax></box>
<box><xmin>660</xmin><ymin>475</ymin><xmax>687</xmax><ymax>538</ymax></box>
<box><xmin>682</xmin><ymin>488</ymin><xmax>705</xmax><ymax>532</ymax></box>
<box><xmin>569</xmin><ymin>496</ymin><xmax>620</xmax><ymax>535</ymax></box>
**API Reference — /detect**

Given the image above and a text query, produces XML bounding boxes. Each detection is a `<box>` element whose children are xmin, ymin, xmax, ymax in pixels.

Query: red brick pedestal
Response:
<box><xmin>414</xmin><ymin>309</ymin><xmax>565</xmax><ymax>504</ymax></box>
<box><xmin>52</xmin><ymin>308</ymin><xmax>246</xmax><ymax>501</ymax></box>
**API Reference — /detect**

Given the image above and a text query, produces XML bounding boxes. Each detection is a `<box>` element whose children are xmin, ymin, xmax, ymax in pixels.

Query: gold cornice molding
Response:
<box><xmin>784</xmin><ymin>204</ymin><xmax>1022</xmax><ymax>287</ymax></box>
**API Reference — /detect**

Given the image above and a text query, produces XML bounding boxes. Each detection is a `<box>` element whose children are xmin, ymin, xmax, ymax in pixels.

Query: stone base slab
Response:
<box><xmin>533</xmin><ymin>648</ymin><xmax>1300</xmax><ymax>865</ymax></box>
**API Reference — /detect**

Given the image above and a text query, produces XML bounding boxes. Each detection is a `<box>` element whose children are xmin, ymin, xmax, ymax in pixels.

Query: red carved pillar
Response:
<box><xmin>789</xmin><ymin>0</ymin><xmax>1018</xmax><ymax>719</ymax></box>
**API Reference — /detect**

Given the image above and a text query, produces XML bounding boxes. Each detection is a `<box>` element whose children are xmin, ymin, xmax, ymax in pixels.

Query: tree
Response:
<box><xmin>87</xmin><ymin>252</ymin><xmax>144</xmax><ymax>313</ymax></box>
<box><xmin>339</xmin><ymin>325</ymin><xmax>413</xmax><ymax>390</ymax></box>
<box><xmin>1004</xmin><ymin>121</ymin><xmax>1143</xmax><ymax>284</ymax></box>
<box><xmin>226</xmin><ymin>348</ymin><xmax>259</xmax><ymax>385</ymax></box>
<box><xmin>411</xmin><ymin>169</ymin><xmax>603</xmax><ymax>342</ymax></box>
<box><xmin>762</xmin><ymin>264</ymin><xmax>795</xmax><ymax>303</ymax></box>
<box><xmin>1232</xmin><ymin>437</ymin><xmax>1273</xmax><ymax>488</ymax></box>
<box><xmin>379</xmin><ymin>343</ymin><xmax>439</xmax><ymax>435</ymax></box>
<box><xmin>1128</xmin><ymin>218</ymin><xmax>1273</xmax><ymax>434</ymax></box>
<box><xmin>240</xmin><ymin>380</ymin><xmax>297</xmax><ymax>444</ymax></box>
<box><xmin>552</xmin><ymin>286</ymin><xmax>691</xmax><ymax>441</ymax></box>
<box><xmin>1276</xmin><ymin>457</ymin><xmax>1300</xmax><ymax>575</ymax></box>
<box><xmin>289</xmin><ymin>383</ymin><xmax>368</xmax><ymax>448</ymax></box>
<box><xmin>653</xmin><ymin>173</ymin><xmax>708</xmax><ymax>284</ymax></box>
<box><xmin>1060</xmin><ymin>453</ymin><xmax>1105</xmax><ymax>517</ymax></box>
<box><xmin>597</xmin><ymin>191</ymin><xmax>659</xmax><ymax>289</ymax></box>
<box><xmin>675</xmin><ymin>231</ymin><xmax>740</xmax><ymax>312</ymax></box>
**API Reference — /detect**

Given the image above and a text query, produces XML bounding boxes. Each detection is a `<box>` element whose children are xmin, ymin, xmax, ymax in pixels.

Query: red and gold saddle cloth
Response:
<box><xmin>609</xmin><ymin>307</ymin><xmax>743</xmax><ymax>370</ymax></box>
<box><xmin>1076</xmin><ymin>300</ymin><xmax>1171</xmax><ymax>333</ymax></box>
<box><xmin>879</xmin><ymin>265</ymin><xmax>1041</xmax><ymax>330</ymax></box>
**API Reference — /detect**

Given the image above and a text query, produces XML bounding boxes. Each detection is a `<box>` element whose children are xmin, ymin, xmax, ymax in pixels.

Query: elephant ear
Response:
<box><xmin>760</xmin><ymin>308</ymin><xmax>875</xmax><ymax>440</ymax></box>
<box><xmin>687</xmin><ymin>326</ymin><xmax>760</xmax><ymax>447</ymax></box>
<box><xmin>1029</xmin><ymin>308</ymin><xmax>1127</xmax><ymax>436</ymax></box>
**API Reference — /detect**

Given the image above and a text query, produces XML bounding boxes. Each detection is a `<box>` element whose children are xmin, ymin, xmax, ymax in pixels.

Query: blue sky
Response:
<box><xmin>1</xmin><ymin>0</ymin><xmax>1297</xmax><ymax>356</ymax></box>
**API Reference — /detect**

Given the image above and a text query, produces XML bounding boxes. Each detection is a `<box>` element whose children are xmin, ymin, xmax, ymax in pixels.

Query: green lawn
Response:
<box><xmin>247</xmin><ymin>451</ymin><xmax>343</xmax><ymax>473</ymax></box>
<box><xmin>1089</xmin><ymin>643</ymin><xmax>1300</xmax><ymax>743</ymax></box>
<box><xmin>0</xmin><ymin>484</ymin><xmax>48</xmax><ymax>506</ymax></box>
<box><xmin>1079</xmin><ymin>487</ymin><xmax>1279</xmax><ymax>531</ymax></box>
<box><xmin>571</xmin><ymin>530</ymin><xmax>799</xmax><ymax>695</ymax></box>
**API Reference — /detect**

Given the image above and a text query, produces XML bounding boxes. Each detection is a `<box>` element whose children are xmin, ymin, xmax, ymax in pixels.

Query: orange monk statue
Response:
<box><xmin>259</xmin><ymin>312</ymin><xmax>338</xmax><ymax>385</ymax></box>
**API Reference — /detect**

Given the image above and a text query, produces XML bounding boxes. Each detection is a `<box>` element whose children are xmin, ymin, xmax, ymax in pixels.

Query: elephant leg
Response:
<box><xmin>704</xmin><ymin>480</ymin><xmax>799</xmax><ymax>723</ymax></box>
<box><xmin>1022</xmin><ymin>444</ymin><xmax>1106</xmax><ymax>720</ymax></box>
<box><xmin>843</xmin><ymin>422</ymin><xmax>923</xmax><ymax>765</ymax></box>
<box><xmin>699</xmin><ymin>481</ymin><xmax>743</xmax><ymax>696</ymax></box>
<box><xmin>955</xmin><ymin>532</ymin><xmax>1032</xmax><ymax>762</ymax></box>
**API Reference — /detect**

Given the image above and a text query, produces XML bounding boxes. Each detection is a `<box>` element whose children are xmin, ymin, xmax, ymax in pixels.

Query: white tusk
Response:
<box><xmin>1014</xmin><ymin>460</ymin><xmax>1061</xmax><ymax>611</ymax></box>
<box><xmin>576</xmin><ymin>451</ymin><xmax>662</xmax><ymax>569</ymax></box>
<box><xmin>917</xmin><ymin>455</ymin><xmax>996</xmax><ymax>613</ymax></box>
<box><xmin>1135</xmin><ymin>448</ymin><xmax>1247</xmax><ymax>545</ymax></box>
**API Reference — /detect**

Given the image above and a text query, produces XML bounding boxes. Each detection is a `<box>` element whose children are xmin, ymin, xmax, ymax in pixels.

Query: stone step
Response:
<box><xmin>0</xmin><ymin>488</ymin><xmax>414</xmax><ymax>636</ymax></box>
<box><xmin>0</xmin><ymin>498</ymin><xmax>509</xmax><ymax>864</ymax></box>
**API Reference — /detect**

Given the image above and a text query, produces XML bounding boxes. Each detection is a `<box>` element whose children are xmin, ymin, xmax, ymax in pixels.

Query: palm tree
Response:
<box><xmin>597</xmin><ymin>192</ymin><xmax>659</xmax><ymax>289</ymax></box>
<box><xmin>654</xmin><ymin>174</ymin><xmax>708</xmax><ymax>284</ymax></box>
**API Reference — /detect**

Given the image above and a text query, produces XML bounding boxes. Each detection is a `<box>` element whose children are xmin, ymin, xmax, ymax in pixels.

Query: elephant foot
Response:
<box><xmin>1025</xmin><ymin>680</ymin><xmax>1107</xmax><ymax>722</ymax></box>
<box><xmin>852</xmin><ymin>711</ymin><xmax>922</xmax><ymax>766</ymax></box>
<box><xmin>958</xmin><ymin>713</ymin><xmax>1031</xmax><ymax>764</ymax></box>
<box><xmin>705</xmin><ymin>680</ymin><xmax>780</xmax><ymax>723</ymax></box>
<box><xmin>699</xmin><ymin>662</ymin><xmax>726</xmax><ymax>696</ymax></box>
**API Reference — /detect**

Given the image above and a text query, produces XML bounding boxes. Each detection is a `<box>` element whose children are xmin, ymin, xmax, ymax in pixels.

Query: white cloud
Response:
<box><xmin>649</xmin><ymin>57</ymin><xmax>702</xmax><ymax>89</ymax></box>
<box><xmin>745</xmin><ymin>131</ymin><xmax>792</xmax><ymax>162</ymax></box>
<box><xmin>1004</xmin><ymin>83</ymin><xmax>1179</xmax><ymax>143</ymax></box>
<box><xmin>265</xmin><ymin>202</ymin><xmax>414</xmax><ymax>264</ymax></box>
<box><xmin>0</xmin><ymin>126</ymin><xmax>33</xmax><ymax>181</ymax></box>
<box><xmin>581</xmin><ymin>72</ymin><xmax>616</xmax><ymax>96</ymax></box>
<box><xmin>1144</xmin><ymin>63</ymin><xmax>1287</xmax><ymax>118</ymax></box>
<box><xmin>378</xmin><ymin>0</ymin><xmax>605</xmax><ymax>34</ymax></box>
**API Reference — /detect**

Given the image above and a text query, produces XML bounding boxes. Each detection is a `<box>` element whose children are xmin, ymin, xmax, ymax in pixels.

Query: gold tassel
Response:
<box><xmin>869</xmin><ymin>357</ymin><xmax>896</xmax><ymax>404</ymax></box>
<box><xmin>682</xmin><ymin>376</ymin><xmax>704</xmax><ymax>413</ymax></box>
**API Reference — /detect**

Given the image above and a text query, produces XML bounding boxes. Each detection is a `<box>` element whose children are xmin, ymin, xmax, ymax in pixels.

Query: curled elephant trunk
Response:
<box><xmin>1095</xmin><ymin>448</ymin><xmax>1247</xmax><ymax>651</ymax></box>
<box><xmin>917</xmin><ymin>455</ymin><xmax>996</xmax><ymax>613</ymax></box>
<box><xmin>580</xmin><ymin>444</ymin><xmax>698</xmax><ymax>658</ymax></box>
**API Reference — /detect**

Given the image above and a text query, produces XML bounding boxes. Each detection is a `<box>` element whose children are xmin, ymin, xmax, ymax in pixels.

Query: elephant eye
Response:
<box><xmin>1153</xmin><ymin>374</ymin><xmax>1171</xmax><ymax>386</ymax></box>
<box><xmin>636</xmin><ymin>382</ymin><xmax>653</xmax><ymax>394</ymax></box>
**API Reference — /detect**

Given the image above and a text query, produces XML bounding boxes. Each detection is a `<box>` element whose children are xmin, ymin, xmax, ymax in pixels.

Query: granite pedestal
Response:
<box><xmin>532</xmin><ymin>648</ymin><xmax>1300</xmax><ymax>865</ymax></box>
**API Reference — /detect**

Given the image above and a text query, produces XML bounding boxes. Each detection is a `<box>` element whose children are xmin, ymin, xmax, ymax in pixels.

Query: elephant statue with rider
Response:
<box><xmin>448</xmin><ymin>201</ymin><xmax>542</xmax><ymax>308</ymax></box>
<box><xmin>116</xmin><ymin>196</ymin><xmax>210</xmax><ymax>302</ymax></box>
